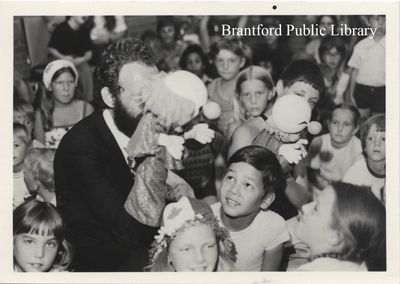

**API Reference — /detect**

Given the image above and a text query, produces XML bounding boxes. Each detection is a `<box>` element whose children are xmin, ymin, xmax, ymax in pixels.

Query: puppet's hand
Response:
<box><xmin>183</xmin><ymin>123</ymin><xmax>215</xmax><ymax>144</ymax></box>
<box><xmin>278</xmin><ymin>139</ymin><xmax>308</xmax><ymax>164</ymax></box>
<box><xmin>158</xmin><ymin>134</ymin><xmax>185</xmax><ymax>160</ymax></box>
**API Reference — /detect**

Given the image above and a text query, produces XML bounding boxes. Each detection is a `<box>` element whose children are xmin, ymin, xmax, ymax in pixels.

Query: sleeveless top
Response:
<box><xmin>45</xmin><ymin>101</ymin><xmax>89</xmax><ymax>148</ymax></box>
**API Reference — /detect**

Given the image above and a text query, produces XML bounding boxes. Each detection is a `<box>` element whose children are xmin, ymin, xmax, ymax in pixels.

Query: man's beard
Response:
<box><xmin>113</xmin><ymin>97</ymin><xmax>141</xmax><ymax>137</ymax></box>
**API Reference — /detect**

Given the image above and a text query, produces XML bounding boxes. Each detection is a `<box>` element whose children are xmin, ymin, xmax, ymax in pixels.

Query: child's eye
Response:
<box><xmin>245</xmin><ymin>183</ymin><xmax>254</xmax><ymax>190</ymax></box>
<box><xmin>47</xmin><ymin>241</ymin><xmax>58</xmax><ymax>248</ymax></box>
<box><xmin>24</xmin><ymin>239</ymin><xmax>34</xmax><ymax>245</ymax></box>
<box><xmin>206</xmin><ymin>243</ymin><xmax>216</xmax><ymax>249</ymax></box>
<box><xmin>180</xmin><ymin>247</ymin><xmax>192</xmax><ymax>252</ymax></box>
<box><xmin>225</xmin><ymin>175</ymin><xmax>234</xmax><ymax>182</ymax></box>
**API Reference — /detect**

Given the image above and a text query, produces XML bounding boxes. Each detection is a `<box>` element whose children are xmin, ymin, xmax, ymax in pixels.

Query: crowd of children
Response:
<box><xmin>13</xmin><ymin>15</ymin><xmax>386</xmax><ymax>272</ymax></box>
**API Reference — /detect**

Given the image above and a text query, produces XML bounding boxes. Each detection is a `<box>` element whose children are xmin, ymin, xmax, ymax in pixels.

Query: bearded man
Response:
<box><xmin>54</xmin><ymin>38</ymin><xmax>159</xmax><ymax>272</ymax></box>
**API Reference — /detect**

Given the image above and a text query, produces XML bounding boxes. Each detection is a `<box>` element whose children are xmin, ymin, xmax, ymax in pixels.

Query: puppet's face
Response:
<box><xmin>271</xmin><ymin>94</ymin><xmax>311</xmax><ymax>134</ymax></box>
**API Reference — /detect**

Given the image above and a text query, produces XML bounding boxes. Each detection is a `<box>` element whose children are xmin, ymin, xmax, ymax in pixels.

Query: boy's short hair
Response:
<box><xmin>13</xmin><ymin>98</ymin><xmax>35</xmax><ymax>123</ymax></box>
<box><xmin>228</xmin><ymin>145</ymin><xmax>286</xmax><ymax>197</ymax></box>
<box><xmin>279</xmin><ymin>59</ymin><xmax>325</xmax><ymax>96</ymax></box>
<box><xmin>210</xmin><ymin>37</ymin><xmax>245</xmax><ymax>60</ymax></box>
<box><xmin>328</xmin><ymin>103</ymin><xmax>361</xmax><ymax>127</ymax></box>
<box><xmin>13</xmin><ymin>122</ymin><xmax>30</xmax><ymax>145</ymax></box>
<box><xmin>360</xmin><ymin>114</ymin><xmax>385</xmax><ymax>149</ymax></box>
<box><xmin>318</xmin><ymin>36</ymin><xmax>346</xmax><ymax>62</ymax></box>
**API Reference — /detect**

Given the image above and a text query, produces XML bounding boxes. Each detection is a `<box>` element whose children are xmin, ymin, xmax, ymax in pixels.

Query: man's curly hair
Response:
<box><xmin>95</xmin><ymin>38</ymin><xmax>155</xmax><ymax>100</ymax></box>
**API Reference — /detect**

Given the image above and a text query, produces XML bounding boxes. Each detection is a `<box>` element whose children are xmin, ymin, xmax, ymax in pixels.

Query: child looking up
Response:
<box><xmin>296</xmin><ymin>182</ymin><xmax>385</xmax><ymax>271</ymax></box>
<box><xmin>308</xmin><ymin>104</ymin><xmax>362</xmax><ymax>189</ymax></box>
<box><xmin>208</xmin><ymin>37</ymin><xmax>246</xmax><ymax>136</ymax></box>
<box><xmin>227</xmin><ymin>66</ymin><xmax>274</xmax><ymax>152</ymax></box>
<box><xmin>348</xmin><ymin>15</ymin><xmax>386</xmax><ymax>117</ymax></box>
<box><xmin>212</xmin><ymin>146</ymin><xmax>290</xmax><ymax>271</ymax></box>
<box><xmin>148</xmin><ymin>196</ymin><xmax>237</xmax><ymax>271</ymax></box>
<box><xmin>24</xmin><ymin>148</ymin><xmax>57</xmax><ymax>206</ymax></box>
<box><xmin>13</xmin><ymin>199</ymin><xmax>72</xmax><ymax>272</ymax></box>
<box><xmin>343</xmin><ymin>114</ymin><xmax>385</xmax><ymax>203</ymax></box>
<box><xmin>13</xmin><ymin>123</ymin><xmax>32</xmax><ymax>209</ymax></box>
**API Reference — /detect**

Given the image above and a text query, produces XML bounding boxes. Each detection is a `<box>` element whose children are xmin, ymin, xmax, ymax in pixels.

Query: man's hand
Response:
<box><xmin>158</xmin><ymin>133</ymin><xmax>185</xmax><ymax>160</ymax></box>
<box><xmin>183</xmin><ymin>123</ymin><xmax>214</xmax><ymax>144</ymax></box>
<box><xmin>278</xmin><ymin>139</ymin><xmax>308</xmax><ymax>164</ymax></box>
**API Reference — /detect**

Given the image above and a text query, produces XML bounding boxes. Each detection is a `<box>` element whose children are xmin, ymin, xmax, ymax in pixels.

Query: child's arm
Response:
<box><xmin>347</xmin><ymin>67</ymin><xmax>359</xmax><ymax>106</ymax></box>
<box><xmin>34</xmin><ymin>110</ymin><xmax>46</xmax><ymax>144</ymax></box>
<box><xmin>261</xmin><ymin>244</ymin><xmax>285</xmax><ymax>271</ymax></box>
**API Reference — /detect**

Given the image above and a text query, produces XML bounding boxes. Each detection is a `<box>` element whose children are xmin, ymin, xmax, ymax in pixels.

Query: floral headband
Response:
<box><xmin>149</xmin><ymin>196</ymin><xmax>237</xmax><ymax>265</ymax></box>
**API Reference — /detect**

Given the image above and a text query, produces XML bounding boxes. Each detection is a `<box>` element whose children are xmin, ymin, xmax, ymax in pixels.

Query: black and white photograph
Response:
<box><xmin>2</xmin><ymin>1</ymin><xmax>399</xmax><ymax>283</ymax></box>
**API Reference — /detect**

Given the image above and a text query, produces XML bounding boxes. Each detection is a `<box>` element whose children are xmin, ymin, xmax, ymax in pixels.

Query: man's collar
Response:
<box><xmin>103</xmin><ymin>109</ymin><xmax>130</xmax><ymax>155</ymax></box>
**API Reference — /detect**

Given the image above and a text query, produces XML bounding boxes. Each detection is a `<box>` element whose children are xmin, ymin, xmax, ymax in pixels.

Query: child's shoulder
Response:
<box><xmin>255</xmin><ymin>209</ymin><xmax>286</xmax><ymax>229</ymax></box>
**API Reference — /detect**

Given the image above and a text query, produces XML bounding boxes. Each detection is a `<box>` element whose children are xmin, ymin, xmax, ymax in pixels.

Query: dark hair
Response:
<box><xmin>330</xmin><ymin>182</ymin><xmax>386</xmax><ymax>271</ymax></box>
<box><xmin>13</xmin><ymin>122</ymin><xmax>30</xmax><ymax>145</ymax></box>
<box><xmin>316</xmin><ymin>15</ymin><xmax>338</xmax><ymax>26</ymax></box>
<box><xmin>156</xmin><ymin>16</ymin><xmax>177</xmax><ymax>35</ymax></box>
<box><xmin>51</xmin><ymin>67</ymin><xmax>77</xmax><ymax>83</ymax></box>
<box><xmin>279</xmin><ymin>59</ymin><xmax>325</xmax><ymax>96</ymax></box>
<box><xmin>328</xmin><ymin>103</ymin><xmax>361</xmax><ymax>127</ymax></box>
<box><xmin>360</xmin><ymin>114</ymin><xmax>385</xmax><ymax>149</ymax></box>
<box><xmin>228</xmin><ymin>146</ymin><xmax>286</xmax><ymax>197</ymax></box>
<box><xmin>95</xmin><ymin>38</ymin><xmax>155</xmax><ymax>99</ymax></box>
<box><xmin>210</xmin><ymin>37</ymin><xmax>246</xmax><ymax>60</ymax></box>
<box><xmin>179</xmin><ymin>44</ymin><xmax>210</xmax><ymax>70</ymax></box>
<box><xmin>13</xmin><ymin>199</ymin><xmax>72</xmax><ymax>271</ymax></box>
<box><xmin>318</xmin><ymin>36</ymin><xmax>346</xmax><ymax>63</ymax></box>
<box><xmin>236</xmin><ymin>65</ymin><xmax>274</xmax><ymax>94</ymax></box>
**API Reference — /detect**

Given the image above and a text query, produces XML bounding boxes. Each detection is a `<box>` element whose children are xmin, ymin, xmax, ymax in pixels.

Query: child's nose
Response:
<box><xmin>250</xmin><ymin>94</ymin><xmax>257</xmax><ymax>104</ymax></box>
<box><xmin>34</xmin><ymin>245</ymin><xmax>45</xmax><ymax>259</ymax></box>
<box><xmin>223</xmin><ymin>60</ymin><xmax>229</xmax><ymax>70</ymax></box>
<box><xmin>229</xmin><ymin>183</ymin><xmax>241</xmax><ymax>196</ymax></box>
<box><xmin>193</xmin><ymin>249</ymin><xmax>205</xmax><ymax>264</ymax></box>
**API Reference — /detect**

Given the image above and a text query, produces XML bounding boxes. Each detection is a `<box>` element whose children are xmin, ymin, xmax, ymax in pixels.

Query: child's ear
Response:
<box><xmin>275</xmin><ymin>80</ymin><xmax>284</xmax><ymax>97</ymax></box>
<box><xmin>239</xmin><ymin>57</ymin><xmax>246</xmax><ymax>68</ymax></box>
<box><xmin>327</xmin><ymin>229</ymin><xmax>344</xmax><ymax>248</ymax></box>
<box><xmin>260</xmin><ymin>193</ymin><xmax>275</xmax><ymax>210</ymax></box>
<box><xmin>101</xmin><ymin>87</ymin><xmax>116</xmax><ymax>108</ymax></box>
<box><xmin>352</xmin><ymin>125</ymin><xmax>360</xmax><ymax>136</ymax></box>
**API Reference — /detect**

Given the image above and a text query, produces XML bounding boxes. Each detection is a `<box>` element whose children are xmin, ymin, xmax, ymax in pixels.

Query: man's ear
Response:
<box><xmin>101</xmin><ymin>87</ymin><xmax>116</xmax><ymax>108</ymax></box>
<box><xmin>260</xmin><ymin>193</ymin><xmax>275</xmax><ymax>210</ymax></box>
<box><xmin>240</xmin><ymin>57</ymin><xmax>246</xmax><ymax>68</ymax></box>
<box><xmin>275</xmin><ymin>80</ymin><xmax>284</xmax><ymax>97</ymax></box>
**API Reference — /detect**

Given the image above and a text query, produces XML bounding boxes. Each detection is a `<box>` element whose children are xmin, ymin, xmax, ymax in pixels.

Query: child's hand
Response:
<box><xmin>278</xmin><ymin>139</ymin><xmax>308</xmax><ymax>164</ymax></box>
<box><xmin>183</xmin><ymin>123</ymin><xmax>215</xmax><ymax>144</ymax></box>
<box><xmin>158</xmin><ymin>134</ymin><xmax>185</xmax><ymax>160</ymax></box>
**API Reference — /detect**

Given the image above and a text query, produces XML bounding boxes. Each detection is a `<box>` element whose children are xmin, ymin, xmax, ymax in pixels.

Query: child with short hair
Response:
<box><xmin>13</xmin><ymin>98</ymin><xmax>44</xmax><ymax>148</ymax></box>
<box><xmin>148</xmin><ymin>196</ymin><xmax>237</xmax><ymax>271</ymax></box>
<box><xmin>24</xmin><ymin>148</ymin><xmax>57</xmax><ymax>206</ymax></box>
<box><xmin>179</xmin><ymin>44</ymin><xmax>213</xmax><ymax>85</ymax></box>
<box><xmin>348</xmin><ymin>15</ymin><xmax>386</xmax><ymax>117</ymax></box>
<box><xmin>13</xmin><ymin>123</ymin><xmax>32</xmax><ymax>209</ymax></box>
<box><xmin>308</xmin><ymin>104</ymin><xmax>362</xmax><ymax>189</ymax></box>
<box><xmin>208</xmin><ymin>37</ymin><xmax>246</xmax><ymax>136</ymax></box>
<box><xmin>13</xmin><ymin>199</ymin><xmax>72</xmax><ymax>272</ymax></box>
<box><xmin>343</xmin><ymin>114</ymin><xmax>385</xmax><ymax>203</ymax></box>
<box><xmin>227</xmin><ymin>66</ymin><xmax>275</xmax><ymax>154</ymax></box>
<box><xmin>212</xmin><ymin>146</ymin><xmax>290</xmax><ymax>271</ymax></box>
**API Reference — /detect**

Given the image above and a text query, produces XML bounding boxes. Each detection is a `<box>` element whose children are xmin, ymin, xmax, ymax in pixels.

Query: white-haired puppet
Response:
<box><xmin>124</xmin><ymin>70</ymin><xmax>219</xmax><ymax>227</ymax></box>
<box><xmin>253</xmin><ymin>94</ymin><xmax>321</xmax><ymax>175</ymax></box>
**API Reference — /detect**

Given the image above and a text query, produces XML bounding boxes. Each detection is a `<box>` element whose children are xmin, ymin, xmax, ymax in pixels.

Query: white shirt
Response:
<box><xmin>212</xmin><ymin>202</ymin><xmax>290</xmax><ymax>271</ymax></box>
<box><xmin>297</xmin><ymin>257</ymin><xmax>367</xmax><ymax>271</ymax></box>
<box><xmin>13</xmin><ymin>171</ymin><xmax>31</xmax><ymax>209</ymax></box>
<box><xmin>103</xmin><ymin>109</ymin><xmax>130</xmax><ymax>165</ymax></box>
<box><xmin>348</xmin><ymin>36</ymin><xmax>385</xmax><ymax>87</ymax></box>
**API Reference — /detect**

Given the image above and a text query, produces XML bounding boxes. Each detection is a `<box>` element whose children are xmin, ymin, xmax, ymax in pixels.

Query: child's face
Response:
<box><xmin>321</xmin><ymin>47</ymin><xmax>342</xmax><ymax>70</ymax></box>
<box><xmin>296</xmin><ymin>185</ymin><xmax>338</xmax><ymax>253</ymax></box>
<box><xmin>50</xmin><ymin>71</ymin><xmax>76</xmax><ymax>105</ymax></box>
<box><xmin>278</xmin><ymin>81</ymin><xmax>319</xmax><ymax>109</ymax></box>
<box><xmin>368</xmin><ymin>15</ymin><xmax>386</xmax><ymax>36</ymax></box>
<box><xmin>160</xmin><ymin>25</ymin><xmax>176</xmax><ymax>44</ymax></box>
<box><xmin>239</xmin><ymin>79</ymin><xmax>272</xmax><ymax>118</ymax></box>
<box><xmin>14</xmin><ymin>232</ymin><xmax>59</xmax><ymax>272</ymax></box>
<box><xmin>168</xmin><ymin>223</ymin><xmax>218</xmax><ymax>271</ymax></box>
<box><xmin>220</xmin><ymin>162</ymin><xmax>265</xmax><ymax>218</ymax></box>
<box><xmin>185</xmin><ymin>53</ymin><xmax>204</xmax><ymax>77</ymax></box>
<box><xmin>319</xmin><ymin>16</ymin><xmax>335</xmax><ymax>36</ymax></box>
<box><xmin>328</xmin><ymin>108</ymin><xmax>357</xmax><ymax>148</ymax></box>
<box><xmin>14</xmin><ymin>112</ymin><xmax>34</xmax><ymax>137</ymax></box>
<box><xmin>13</xmin><ymin>135</ymin><xmax>28</xmax><ymax>170</ymax></box>
<box><xmin>215</xmin><ymin>49</ymin><xmax>244</xmax><ymax>81</ymax></box>
<box><xmin>365</xmin><ymin>124</ymin><xmax>385</xmax><ymax>163</ymax></box>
